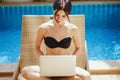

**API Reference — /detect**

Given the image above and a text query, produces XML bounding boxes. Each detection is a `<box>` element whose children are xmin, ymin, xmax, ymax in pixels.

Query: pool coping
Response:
<box><xmin>89</xmin><ymin>60</ymin><xmax>120</xmax><ymax>74</ymax></box>
<box><xmin>0</xmin><ymin>1</ymin><xmax>120</xmax><ymax>6</ymax></box>
<box><xmin>0</xmin><ymin>63</ymin><xmax>17</xmax><ymax>77</ymax></box>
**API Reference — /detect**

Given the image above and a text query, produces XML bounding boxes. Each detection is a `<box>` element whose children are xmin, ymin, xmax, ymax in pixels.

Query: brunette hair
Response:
<box><xmin>53</xmin><ymin>0</ymin><xmax>72</xmax><ymax>22</ymax></box>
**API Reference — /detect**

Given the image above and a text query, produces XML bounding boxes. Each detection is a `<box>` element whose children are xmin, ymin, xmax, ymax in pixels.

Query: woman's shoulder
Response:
<box><xmin>65</xmin><ymin>21</ymin><xmax>78</xmax><ymax>29</ymax></box>
<box><xmin>38</xmin><ymin>20</ymin><xmax>52</xmax><ymax>30</ymax></box>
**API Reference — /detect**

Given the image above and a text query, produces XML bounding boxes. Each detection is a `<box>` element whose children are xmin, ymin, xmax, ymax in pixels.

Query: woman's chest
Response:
<box><xmin>45</xmin><ymin>26</ymin><xmax>72</xmax><ymax>38</ymax></box>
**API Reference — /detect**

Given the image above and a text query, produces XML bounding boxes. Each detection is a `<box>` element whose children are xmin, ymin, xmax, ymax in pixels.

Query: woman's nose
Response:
<box><xmin>59</xmin><ymin>16</ymin><xmax>63</xmax><ymax>20</ymax></box>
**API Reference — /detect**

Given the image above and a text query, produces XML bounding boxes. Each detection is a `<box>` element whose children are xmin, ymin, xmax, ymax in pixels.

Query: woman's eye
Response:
<box><xmin>62</xmin><ymin>15</ymin><xmax>66</xmax><ymax>18</ymax></box>
<box><xmin>56</xmin><ymin>14</ymin><xmax>59</xmax><ymax>17</ymax></box>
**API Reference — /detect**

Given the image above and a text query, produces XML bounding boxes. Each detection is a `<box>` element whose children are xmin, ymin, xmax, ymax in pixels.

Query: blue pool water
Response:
<box><xmin>0</xmin><ymin>3</ymin><xmax>120</xmax><ymax>63</ymax></box>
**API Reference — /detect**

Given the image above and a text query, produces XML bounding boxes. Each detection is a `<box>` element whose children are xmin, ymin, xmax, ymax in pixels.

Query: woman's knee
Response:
<box><xmin>81</xmin><ymin>72</ymin><xmax>91</xmax><ymax>80</ymax></box>
<box><xmin>21</xmin><ymin>67</ymin><xmax>30</xmax><ymax>78</ymax></box>
<box><xmin>75</xmin><ymin>67</ymin><xmax>91</xmax><ymax>80</ymax></box>
<box><xmin>21</xmin><ymin>66</ymin><xmax>40</xmax><ymax>76</ymax></box>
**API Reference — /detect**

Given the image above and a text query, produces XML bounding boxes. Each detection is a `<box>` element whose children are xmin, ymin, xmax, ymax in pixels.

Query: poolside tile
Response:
<box><xmin>0</xmin><ymin>77</ymin><xmax>12</xmax><ymax>80</ymax></box>
<box><xmin>91</xmin><ymin>74</ymin><xmax>120</xmax><ymax>80</ymax></box>
<box><xmin>0</xmin><ymin>63</ymin><xmax>17</xmax><ymax>72</ymax></box>
<box><xmin>89</xmin><ymin>60</ymin><xmax>120</xmax><ymax>74</ymax></box>
<box><xmin>0</xmin><ymin>63</ymin><xmax>17</xmax><ymax>77</ymax></box>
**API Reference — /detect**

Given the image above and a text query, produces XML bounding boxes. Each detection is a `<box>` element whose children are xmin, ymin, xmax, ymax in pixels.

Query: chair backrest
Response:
<box><xmin>19</xmin><ymin>15</ymin><xmax>88</xmax><ymax>72</ymax></box>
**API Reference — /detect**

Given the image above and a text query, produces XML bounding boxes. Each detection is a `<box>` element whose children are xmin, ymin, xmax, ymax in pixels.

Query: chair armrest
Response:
<box><xmin>85</xmin><ymin>40</ymin><xmax>90</xmax><ymax>71</ymax></box>
<box><xmin>12</xmin><ymin>58</ymin><xmax>20</xmax><ymax>80</ymax></box>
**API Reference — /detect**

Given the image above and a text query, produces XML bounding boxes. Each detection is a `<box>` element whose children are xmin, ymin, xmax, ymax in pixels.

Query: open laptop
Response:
<box><xmin>39</xmin><ymin>55</ymin><xmax>76</xmax><ymax>77</ymax></box>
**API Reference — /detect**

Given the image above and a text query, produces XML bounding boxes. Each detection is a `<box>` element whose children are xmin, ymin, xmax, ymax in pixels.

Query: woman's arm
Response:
<box><xmin>72</xmin><ymin>27</ymin><xmax>81</xmax><ymax>55</ymax></box>
<box><xmin>35</xmin><ymin>25</ymin><xmax>45</xmax><ymax>55</ymax></box>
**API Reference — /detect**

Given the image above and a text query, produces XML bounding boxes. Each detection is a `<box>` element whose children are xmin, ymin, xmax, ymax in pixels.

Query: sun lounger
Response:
<box><xmin>12</xmin><ymin>15</ymin><xmax>89</xmax><ymax>80</ymax></box>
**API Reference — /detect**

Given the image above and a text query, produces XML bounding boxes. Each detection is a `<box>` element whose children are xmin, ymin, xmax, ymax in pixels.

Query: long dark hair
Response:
<box><xmin>53</xmin><ymin>0</ymin><xmax>72</xmax><ymax>22</ymax></box>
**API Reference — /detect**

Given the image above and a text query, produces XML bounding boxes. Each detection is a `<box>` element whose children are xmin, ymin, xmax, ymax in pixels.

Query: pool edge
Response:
<box><xmin>0</xmin><ymin>1</ymin><xmax>120</xmax><ymax>6</ymax></box>
<box><xmin>89</xmin><ymin>60</ymin><xmax>120</xmax><ymax>74</ymax></box>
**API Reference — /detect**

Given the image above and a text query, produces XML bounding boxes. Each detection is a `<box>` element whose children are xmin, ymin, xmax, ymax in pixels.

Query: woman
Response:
<box><xmin>21</xmin><ymin>0</ymin><xmax>91</xmax><ymax>80</ymax></box>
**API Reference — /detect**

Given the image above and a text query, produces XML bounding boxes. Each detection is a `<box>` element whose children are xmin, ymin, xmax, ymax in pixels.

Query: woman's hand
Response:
<box><xmin>39</xmin><ymin>52</ymin><xmax>44</xmax><ymax>56</ymax></box>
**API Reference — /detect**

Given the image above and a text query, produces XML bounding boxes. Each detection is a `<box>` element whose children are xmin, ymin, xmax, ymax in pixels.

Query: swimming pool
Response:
<box><xmin>0</xmin><ymin>3</ymin><xmax>120</xmax><ymax>63</ymax></box>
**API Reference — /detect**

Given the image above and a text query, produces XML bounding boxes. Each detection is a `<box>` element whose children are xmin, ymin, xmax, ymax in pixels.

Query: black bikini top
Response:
<box><xmin>44</xmin><ymin>37</ymin><xmax>72</xmax><ymax>49</ymax></box>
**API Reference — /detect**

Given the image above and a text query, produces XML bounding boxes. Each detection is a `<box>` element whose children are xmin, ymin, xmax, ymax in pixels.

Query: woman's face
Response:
<box><xmin>54</xmin><ymin>10</ymin><xmax>67</xmax><ymax>23</ymax></box>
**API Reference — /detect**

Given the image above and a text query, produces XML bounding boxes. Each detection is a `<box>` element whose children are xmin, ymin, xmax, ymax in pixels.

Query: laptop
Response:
<box><xmin>39</xmin><ymin>55</ymin><xmax>76</xmax><ymax>77</ymax></box>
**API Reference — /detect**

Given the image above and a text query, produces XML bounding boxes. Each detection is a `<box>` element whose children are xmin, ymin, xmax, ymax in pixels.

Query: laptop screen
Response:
<box><xmin>40</xmin><ymin>55</ymin><xmax>76</xmax><ymax>77</ymax></box>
